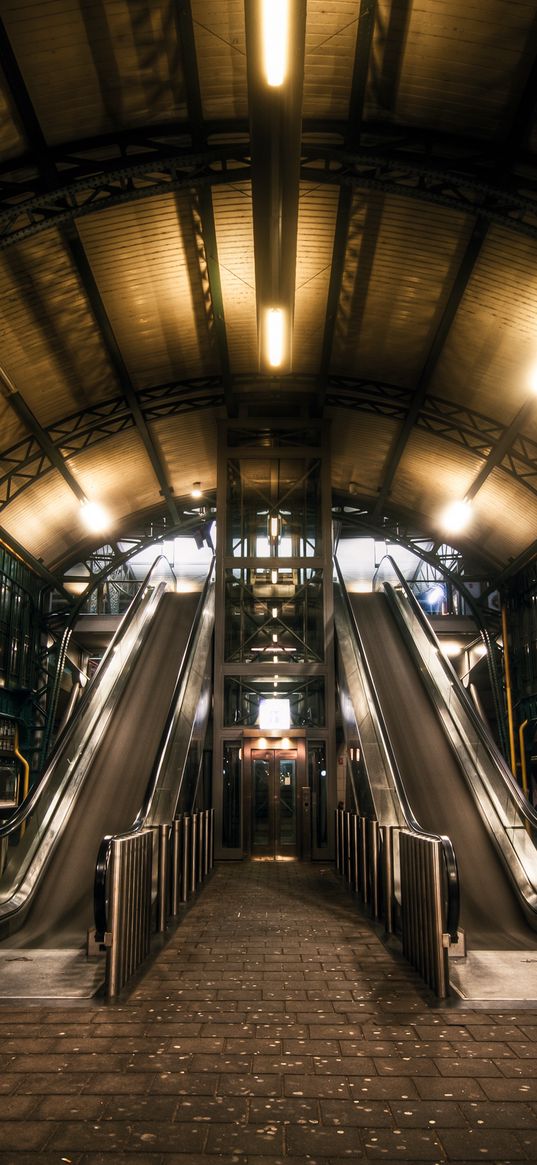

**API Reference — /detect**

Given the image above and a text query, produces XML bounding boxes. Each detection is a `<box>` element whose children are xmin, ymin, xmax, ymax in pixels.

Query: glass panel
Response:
<box><xmin>308</xmin><ymin>742</ymin><xmax>328</xmax><ymax>848</ymax></box>
<box><xmin>224</xmin><ymin>568</ymin><xmax>324</xmax><ymax>663</ymax></box>
<box><xmin>224</xmin><ymin>676</ymin><xmax>325</xmax><ymax>727</ymax></box>
<box><xmin>253</xmin><ymin>756</ymin><xmax>271</xmax><ymax>846</ymax></box>
<box><xmin>226</xmin><ymin>457</ymin><xmax>322</xmax><ymax>558</ymax></box>
<box><xmin>222</xmin><ymin>743</ymin><xmax>241</xmax><ymax>848</ymax></box>
<box><xmin>279</xmin><ymin>757</ymin><xmax>296</xmax><ymax>846</ymax></box>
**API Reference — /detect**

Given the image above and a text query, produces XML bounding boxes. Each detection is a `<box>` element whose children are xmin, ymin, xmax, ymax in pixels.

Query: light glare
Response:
<box><xmin>440</xmin><ymin>498</ymin><xmax>472</xmax><ymax>534</ymax></box>
<box><xmin>80</xmin><ymin>499</ymin><xmax>110</xmax><ymax>533</ymax></box>
<box><xmin>262</xmin><ymin>0</ymin><xmax>288</xmax><ymax>87</ymax></box>
<box><xmin>266</xmin><ymin>308</ymin><xmax>285</xmax><ymax>367</ymax></box>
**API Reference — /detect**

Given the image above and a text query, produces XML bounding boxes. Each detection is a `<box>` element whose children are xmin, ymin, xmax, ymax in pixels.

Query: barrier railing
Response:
<box><xmin>335</xmin><ymin>807</ymin><xmax>452</xmax><ymax>998</ymax></box>
<box><xmin>94</xmin><ymin>808</ymin><xmax>214</xmax><ymax>999</ymax></box>
<box><xmin>400</xmin><ymin>830</ymin><xmax>449</xmax><ymax>998</ymax></box>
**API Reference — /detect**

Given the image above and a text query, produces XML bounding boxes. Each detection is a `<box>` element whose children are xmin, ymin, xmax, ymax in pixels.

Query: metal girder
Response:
<box><xmin>372</xmin><ymin>217</ymin><xmax>489</xmax><ymax>519</ymax></box>
<box><xmin>3</xmin><ymin>374</ymin><xmax>537</xmax><ymax>515</ymax></box>
<box><xmin>0</xmin><ymin>366</ymin><xmax>86</xmax><ymax>504</ymax></box>
<box><xmin>61</xmin><ymin>227</ymin><xmax>180</xmax><ymax>524</ymax></box>
<box><xmin>0</xmin><ymin>526</ymin><xmax>73</xmax><ymax>602</ymax></box>
<box><xmin>368</xmin><ymin>38</ymin><xmax>537</xmax><ymax>519</ymax></box>
<box><xmin>175</xmin><ymin>0</ymin><xmax>235</xmax><ymax>415</ymax></box>
<box><xmin>0</xmin><ymin>378</ymin><xmax>224</xmax><ymax>511</ymax></box>
<box><xmin>317</xmin><ymin>0</ymin><xmax>376</xmax><ymax>411</ymax></box>
<box><xmin>4</xmin><ymin>135</ymin><xmax>537</xmax><ymax>248</ymax></box>
<box><xmin>0</xmin><ymin>15</ymin><xmax>185</xmax><ymax>526</ymax></box>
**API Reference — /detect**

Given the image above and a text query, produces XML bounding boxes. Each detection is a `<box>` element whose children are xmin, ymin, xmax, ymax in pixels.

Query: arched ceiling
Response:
<box><xmin>1</xmin><ymin>0</ymin><xmax>537</xmax><ymax>589</ymax></box>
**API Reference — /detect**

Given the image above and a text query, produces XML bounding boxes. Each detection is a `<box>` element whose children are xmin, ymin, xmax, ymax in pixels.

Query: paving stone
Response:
<box><xmin>285</xmin><ymin>1123</ymin><xmax>362</xmax><ymax>1155</ymax></box>
<box><xmin>438</xmin><ymin>1127</ymin><xmax>527</xmax><ymax>1159</ymax></box>
<box><xmin>2</xmin><ymin>862</ymin><xmax>537</xmax><ymax>1164</ymax></box>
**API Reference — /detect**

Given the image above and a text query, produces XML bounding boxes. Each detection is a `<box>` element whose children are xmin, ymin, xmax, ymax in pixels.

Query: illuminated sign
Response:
<box><xmin>258</xmin><ymin>698</ymin><xmax>291</xmax><ymax>730</ymax></box>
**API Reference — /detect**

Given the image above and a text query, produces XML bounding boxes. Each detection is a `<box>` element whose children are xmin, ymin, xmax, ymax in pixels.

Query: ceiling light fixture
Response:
<box><xmin>191</xmin><ymin>481</ymin><xmax>202</xmax><ymax>499</ymax></box>
<box><xmin>261</xmin><ymin>0</ymin><xmax>289</xmax><ymax>87</ymax></box>
<box><xmin>79</xmin><ymin>498</ymin><xmax>110</xmax><ymax>534</ymax></box>
<box><xmin>266</xmin><ymin>307</ymin><xmax>285</xmax><ymax>367</ymax></box>
<box><xmin>440</xmin><ymin>498</ymin><xmax>472</xmax><ymax>535</ymax></box>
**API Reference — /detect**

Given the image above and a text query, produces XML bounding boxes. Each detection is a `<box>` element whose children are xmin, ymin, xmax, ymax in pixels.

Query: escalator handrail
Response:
<box><xmin>0</xmin><ymin>554</ymin><xmax>176</xmax><ymax>841</ymax></box>
<box><xmin>133</xmin><ymin>555</ymin><xmax>216</xmax><ymax>828</ymax></box>
<box><xmin>334</xmin><ymin>556</ymin><xmax>460</xmax><ymax>939</ymax></box>
<box><xmin>376</xmin><ymin>554</ymin><xmax>537</xmax><ymax>832</ymax></box>
<box><xmin>93</xmin><ymin>558</ymin><xmax>216</xmax><ymax>941</ymax></box>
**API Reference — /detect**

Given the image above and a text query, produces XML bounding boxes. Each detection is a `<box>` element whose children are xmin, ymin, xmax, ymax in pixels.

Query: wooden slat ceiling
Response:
<box><xmin>0</xmin><ymin>1</ymin><xmax>537</xmax><ymax>580</ymax></box>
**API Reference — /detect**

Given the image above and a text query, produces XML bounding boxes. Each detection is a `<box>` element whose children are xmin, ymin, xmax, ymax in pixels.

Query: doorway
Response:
<box><xmin>251</xmin><ymin>748</ymin><xmax>298</xmax><ymax>857</ymax></box>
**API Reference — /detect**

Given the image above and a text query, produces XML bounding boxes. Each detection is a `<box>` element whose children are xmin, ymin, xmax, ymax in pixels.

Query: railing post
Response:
<box><xmin>359</xmin><ymin>816</ymin><xmax>368</xmax><ymax>903</ymax></box>
<box><xmin>369</xmin><ymin>819</ymin><xmax>380</xmax><ymax>919</ymax></box>
<box><xmin>209</xmin><ymin>807</ymin><xmax>215</xmax><ymax>870</ymax></box>
<box><xmin>190</xmin><ymin>812</ymin><xmax>199</xmax><ymax>894</ymax></box>
<box><xmin>157</xmin><ymin>823</ymin><xmax>170</xmax><ymax>933</ymax></box>
<box><xmin>380</xmin><ymin>824</ymin><xmax>395</xmax><ymax>934</ymax></box>
<box><xmin>171</xmin><ymin>816</ymin><xmax>183</xmax><ymax>915</ymax></box>
<box><xmin>350</xmin><ymin>813</ymin><xmax>359</xmax><ymax>891</ymax></box>
<box><xmin>181</xmin><ymin>815</ymin><xmax>191</xmax><ymax>902</ymax></box>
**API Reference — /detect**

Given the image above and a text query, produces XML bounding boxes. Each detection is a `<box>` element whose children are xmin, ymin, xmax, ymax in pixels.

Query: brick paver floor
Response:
<box><xmin>1</xmin><ymin>859</ymin><xmax>537</xmax><ymax>1163</ymax></box>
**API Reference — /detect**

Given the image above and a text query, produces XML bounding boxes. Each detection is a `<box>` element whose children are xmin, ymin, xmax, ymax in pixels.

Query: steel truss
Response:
<box><xmin>1</xmin><ymin>125</ymin><xmax>537</xmax><ymax>247</ymax></box>
<box><xmin>2</xmin><ymin>375</ymin><xmax>537</xmax><ymax>514</ymax></box>
<box><xmin>0</xmin><ymin>379</ymin><xmax>225</xmax><ymax>509</ymax></box>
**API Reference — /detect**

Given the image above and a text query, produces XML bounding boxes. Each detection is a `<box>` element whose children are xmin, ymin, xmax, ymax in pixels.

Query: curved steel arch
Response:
<box><xmin>2</xmin><ymin>374</ymin><xmax>537</xmax><ymax>513</ymax></box>
<box><xmin>1</xmin><ymin>129</ymin><xmax>537</xmax><ymax>247</ymax></box>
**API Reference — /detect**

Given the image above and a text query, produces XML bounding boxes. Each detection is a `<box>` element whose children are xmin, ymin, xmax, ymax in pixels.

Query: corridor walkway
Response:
<box><xmin>1</xmin><ymin>860</ymin><xmax>537</xmax><ymax>1163</ymax></box>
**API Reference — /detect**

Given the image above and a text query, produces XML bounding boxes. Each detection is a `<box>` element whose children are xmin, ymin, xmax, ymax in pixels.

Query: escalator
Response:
<box><xmin>0</xmin><ymin>560</ymin><xmax>215</xmax><ymax>954</ymax></box>
<box><xmin>334</xmin><ymin>557</ymin><xmax>537</xmax><ymax>991</ymax></box>
<box><xmin>350</xmin><ymin>590</ymin><xmax>537</xmax><ymax>951</ymax></box>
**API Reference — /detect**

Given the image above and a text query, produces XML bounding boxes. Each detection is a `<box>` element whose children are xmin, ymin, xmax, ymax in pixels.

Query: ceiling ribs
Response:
<box><xmin>372</xmin><ymin>42</ymin><xmax>537</xmax><ymax>523</ymax></box>
<box><xmin>0</xmin><ymin>15</ymin><xmax>180</xmax><ymax>526</ymax></box>
<box><xmin>317</xmin><ymin>0</ymin><xmax>377</xmax><ymax>414</ymax></box>
<box><xmin>175</xmin><ymin>0</ymin><xmax>235</xmax><ymax>417</ymax></box>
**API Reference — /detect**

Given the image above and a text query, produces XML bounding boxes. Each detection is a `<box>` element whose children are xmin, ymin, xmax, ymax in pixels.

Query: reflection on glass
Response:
<box><xmin>222</xmin><ymin>743</ymin><xmax>241</xmax><ymax>848</ymax></box>
<box><xmin>253</xmin><ymin>757</ymin><xmax>270</xmax><ymax>846</ymax></box>
<box><xmin>279</xmin><ymin>758</ymin><xmax>296</xmax><ymax>845</ymax></box>
<box><xmin>308</xmin><ymin>742</ymin><xmax>328</xmax><ymax>849</ymax></box>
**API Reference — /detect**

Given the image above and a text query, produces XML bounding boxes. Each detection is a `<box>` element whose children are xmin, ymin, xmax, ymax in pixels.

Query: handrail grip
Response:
<box><xmin>334</xmin><ymin>556</ymin><xmax>460</xmax><ymax>939</ymax></box>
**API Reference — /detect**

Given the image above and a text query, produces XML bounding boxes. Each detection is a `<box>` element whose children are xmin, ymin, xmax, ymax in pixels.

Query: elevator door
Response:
<box><xmin>252</xmin><ymin>749</ymin><xmax>298</xmax><ymax>857</ymax></box>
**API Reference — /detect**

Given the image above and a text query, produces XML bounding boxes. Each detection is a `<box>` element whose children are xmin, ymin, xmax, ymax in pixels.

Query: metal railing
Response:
<box><xmin>94</xmin><ymin>809</ymin><xmax>214</xmax><ymax>999</ymax></box>
<box><xmin>400</xmin><ymin>829</ymin><xmax>450</xmax><ymax>999</ymax></box>
<box><xmin>335</xmin><ymin>807</ymin><xmax>454</xmax><ymax>998</ymax></box>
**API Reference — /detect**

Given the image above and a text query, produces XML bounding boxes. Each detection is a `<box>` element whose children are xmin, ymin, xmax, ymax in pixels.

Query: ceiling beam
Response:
<box><xmin>175</xmin><ymin>0</ymin><xmax>236</xmax><ymax>416</ymax></box>
<box><xmin>372</xmin><ymin>217</ymin><xmax>488</xmax><ymax>521</ymax></box>
<box><xmin>0</xmin><ymin>525</ymin><xmax>73</xmax><ymax>601</ymax></box>
<box><xmin>372</xmin><ymin>40</ymin><xmax>537</xmax><ymax>522</ymax></box>
<box><xmin>0</xmin><ymin>14</ymin><xmax>180</xmax><ymax>525</ymax></box>
<box><xmin>0</xmin><ymin>366</ymin><xmax>85</xmax><ymax>504</ymax></box>
<box><xmin>61</xmin><ymin>227</ymin><xmax>180</xmax><ymax>524</ymax></box>
<box><xmin>244</xmin><ymin>0</ymin><xmax>307</xmax><ymax>374</ymax></box>
<box><xmin>317</xmin><ymin>0</ymin><xmax>377</xmax><ymax>412</ymax></box>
